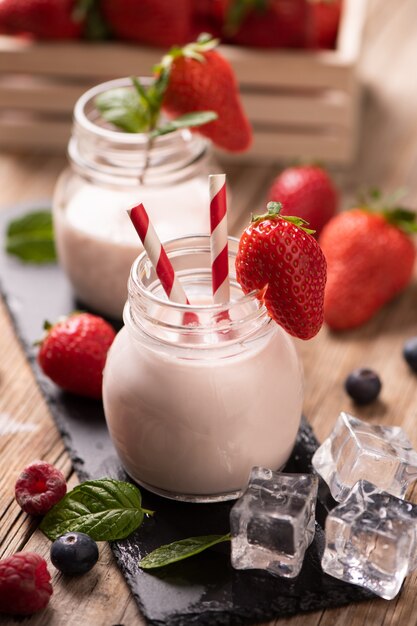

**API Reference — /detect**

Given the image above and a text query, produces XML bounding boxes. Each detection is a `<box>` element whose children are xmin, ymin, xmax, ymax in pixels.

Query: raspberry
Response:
<box><xmin>0</xmin><ymin>552</ymin><xmax>52</xmax><ymax>615</ymax></box>
<box><xmin>15</xmin><ymin>461</ymin><xmax>67</xmax><ymax>515</ymax></box>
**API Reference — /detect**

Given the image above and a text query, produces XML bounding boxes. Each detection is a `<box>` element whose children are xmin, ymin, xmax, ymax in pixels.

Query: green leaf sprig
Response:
<box><xmin>94</xmin><ymin>34</ymin><xmax>219</xmax><ymax>137</ymax></box>
<box><xmin>139</xmin><ymin>533</ymin><xmax>231</xmax><ymax>569</ymax></box>
<box><xmin>5</xmin><ymin>210</ymin><xmax>56</xmax><ymax>264</ymax></box>
<box><xmin>40</xmin><ymin>479</ymin><xmax>153</xmax><ymax>541</ymax></box>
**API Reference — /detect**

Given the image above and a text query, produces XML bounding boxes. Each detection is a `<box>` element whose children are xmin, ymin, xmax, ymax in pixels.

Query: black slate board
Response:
<box><xmin>0</xmin><ymin>202</ymin><xmax>373</xmax><ymax>625</ymax></box>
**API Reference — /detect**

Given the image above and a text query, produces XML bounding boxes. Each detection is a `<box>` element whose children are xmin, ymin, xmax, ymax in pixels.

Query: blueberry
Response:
<box><xmin>50</xmin><ymin>532</ymin><xmax>99</xmax><ymax>575</ymax></box>
<box><xmin>344</xmin><ymin>368</ymin><xmax>382</xmax><ymax>405</ymax></box>
<box><xmin>403</xmin><ymin>337</ymin><xmax>417</xmax><ymax>373</ymax></box>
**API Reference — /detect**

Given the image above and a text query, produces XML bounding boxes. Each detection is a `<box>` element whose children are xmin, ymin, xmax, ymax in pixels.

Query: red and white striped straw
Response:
<box><xmin>209</xmin><ymin>174</ymin><xmax>230</xmax><ymax>304</ymax></box>
<box><xmin>128</xmin><ymin>203</ymin><xmax>190</xmax><ymax>305</ymax></box>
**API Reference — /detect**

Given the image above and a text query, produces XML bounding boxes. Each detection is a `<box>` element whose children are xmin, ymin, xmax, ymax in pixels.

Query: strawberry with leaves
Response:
<box><xmin>95</xmin><ymin>35</ymin><xmax>252</xmax><ymax>153</ymax></box>
<box><xmin>320</xmin><ymin>191</ymin><xmax>417</xmax><ymax>331</ymax></box>
<box><xmin>236</xmin><ymin>202</ymin><xmax>327</xmax><ymax>340</ymax></box>
<box><xmin>223</xmin><ymin>0</ymin><xmax>310</xmax><ymax>48</ymax></box>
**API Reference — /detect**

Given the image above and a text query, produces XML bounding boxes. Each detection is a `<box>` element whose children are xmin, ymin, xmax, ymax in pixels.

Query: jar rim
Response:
<box><xmin>129</xmin><ymin>234</ymin><xmax>260</xmax><ymax>313</ymax></box>
<box><xmin>73</xmin><ymin>76</ymin><xmax>206</xmax><ymax>148</ymax></box>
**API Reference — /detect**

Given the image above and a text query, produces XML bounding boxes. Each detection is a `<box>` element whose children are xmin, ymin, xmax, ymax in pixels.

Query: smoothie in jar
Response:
<box><xmin>52</xmin><ymin>77</ymin><xmax>214</xmax><ymax>320</ymax></box>
<box><xmin>102</xmin><ymin>236</ymin><xmax>303</xmax><ymax>502</ymax></box>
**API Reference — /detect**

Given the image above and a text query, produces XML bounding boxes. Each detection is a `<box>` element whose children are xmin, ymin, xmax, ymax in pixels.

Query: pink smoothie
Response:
<box><xmin>102</xmin><ymin>317</ymin><xmax>303</xmax><ymax>498</ymax></box>
<box><xmin>53</xmin><ymin>177</ymin><xmax>210</xmax><ymax>319</ymax></box>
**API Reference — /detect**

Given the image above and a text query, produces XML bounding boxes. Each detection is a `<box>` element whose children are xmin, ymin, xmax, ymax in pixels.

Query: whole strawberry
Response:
<box><xmin>236</xmin><ymin>202</ymin><xmax>327</xmax><ymax>339</ymax></box>
<box><xmin>160</xmin><ymin>37</ymin><xmax>252</xmax><ymax>152</ymax></box>
<box><xmin>268</xmin><ymin>165</ymin><xmax>338</xmax><ymax>236</ymax></box>
<box><xmin>101</xmin><ymin>0</ymin><xmax>192</xmax><ymax>47</ymax></box>
<box><xmin>224</xmin><ymin>0</ymin><xmax>310</xmax><ymax>48</ymax></box>
<box><xmin>0</xmin><ymin>552</ymin><xmax>52</xmax><ymax>615</ymax></box>
<box><xmin>190</xmin><ymin>0</ymin><xmax>228</xmax><ymax>39</ymax></box>
<box><xmin>320</xmin><ymin>204</ymin><xmax>417</xmax><ymax>330</ymax></box>
<box><xmin>0</xmin><ymin>0</ymin><xmax>83</xmax><ymax>39</ymax></box>
<box><xmin>308</xmin><ymin>0</ymin><xmax>342</xmax><ymax>49</ymax></box>
<box><xmin>38</xmin><ymin>313</ymin><xmax>116</xmax><ymax>399</ymax></box>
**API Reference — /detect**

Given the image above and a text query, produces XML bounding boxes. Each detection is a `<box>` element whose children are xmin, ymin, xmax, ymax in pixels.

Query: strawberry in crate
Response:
<box><xmin>101</xmin><ymin>0</ymin><xmax>193</xmax><ymax>47</ymax></box>
<box><xmin>223</xmin><ymin>0</ymin><xmax>311</xmax><ymax>48</ymax></box>
<box><xmin>0</xmin><ymin>0</ymin><xmax>87</xmax><ymax>39</ymax></box>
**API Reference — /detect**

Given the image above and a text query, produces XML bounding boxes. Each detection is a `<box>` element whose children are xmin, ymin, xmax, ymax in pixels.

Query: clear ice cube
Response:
<box><xmin>312</xmin><ymin>412</ymin><xmax>417</xmax><ymax>502</ymax></box>
<box><xmin>230</xmin><ymin>466</ymin><xmax>318</xmax><ymax>578</ymax></box>
<box><xmin>321</xmin><ymin>480</ymin><xmax>417</xmax><ymax>599</ymax></box>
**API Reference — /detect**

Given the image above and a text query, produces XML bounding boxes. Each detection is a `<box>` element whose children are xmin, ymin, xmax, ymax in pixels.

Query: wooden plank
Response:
<box><xmin>0</xmin><ymin>115</ymin><xmax>355</xmax><ymax>164</ymax></box>
<box><xmin>0</xmin><ymin>37</ymin><xmax>355</xmax><ymax>89</ymax></box>
<box><xmin>0</xmin><ymin>115</ymin><xmax>71</xmax><ymax>151</ymax></box>
<box><xmin>0</xmin><ymin>75</ymin><xmax>353</xmax><ymax>129</ymax></box>
<box><xmin>0</xmin><ymin>75</ymin><xmax>91</xmax><ymax>114</ymax></box>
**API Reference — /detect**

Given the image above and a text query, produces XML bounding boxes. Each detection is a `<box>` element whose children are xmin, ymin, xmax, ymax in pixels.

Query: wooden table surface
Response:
<box><xmin>2</xmin><ymin>1</ymin><xmax>417</xmax><ymax>624</ymax></box>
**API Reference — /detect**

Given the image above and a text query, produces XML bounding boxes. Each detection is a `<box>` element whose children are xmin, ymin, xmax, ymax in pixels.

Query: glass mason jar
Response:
<box><xmin>102</xmin><ymin>235</ymin><xmax>304</xmax><ymax>503</ymax></box>
<box><xmin>53</xmin><ymin>77</ymin><xmax>216</xmax><ymax>320</ymax></box>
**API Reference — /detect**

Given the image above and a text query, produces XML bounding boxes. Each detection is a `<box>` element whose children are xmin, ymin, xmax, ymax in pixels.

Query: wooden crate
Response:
<box><xmin>0</xmin><ymin>0</ymin><xmax>366</xmax><ymax>163</ymax></box>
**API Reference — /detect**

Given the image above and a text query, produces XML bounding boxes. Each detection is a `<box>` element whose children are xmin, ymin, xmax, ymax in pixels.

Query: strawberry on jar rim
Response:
<box><xmin>320</xmin><ymin>199</ymin><xmax>417</xmax><ymax>331</ymax></box>
<box><xmin>37</xmin><ymin>312</ymin><xmax>116</xmax><ymax>399</ymax></box>
<box><xmin>235</xmin><ymin>201</ymin><xmax>327</xmax><ymax>340</ymax></box>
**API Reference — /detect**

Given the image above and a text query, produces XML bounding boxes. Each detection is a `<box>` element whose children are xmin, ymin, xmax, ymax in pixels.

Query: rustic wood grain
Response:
<box><xmin>2</xmin><ymin>0</ymin><xmax>417</xmax><ymax>623</ymax></box>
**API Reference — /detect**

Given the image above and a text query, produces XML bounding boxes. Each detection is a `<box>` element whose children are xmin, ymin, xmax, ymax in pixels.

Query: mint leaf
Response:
<box><xmin>151</xmin><ymin>111</ymin><xmax>218</xmax><ymax>138</ymax></box>
<box><xmin>40</xmin><ymin>479</ymin><xmax>153</xmax><ymax>541</ymax></box>
<box><xmin>139</xmin><ymin>533</ymin><xmax>231</xmax><ymax>569</ymax></box>
<box><xmin>6</xmin><ymin>210</ymin><xmax>56</xmax><ymax>264</ymax></box>
<box><xmin>95</xmin><ymin>87</ymin><xmax>150</xmax><ymax>133</ymax></box>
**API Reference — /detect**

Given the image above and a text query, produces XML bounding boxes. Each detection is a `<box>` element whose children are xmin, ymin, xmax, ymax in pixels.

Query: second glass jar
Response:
<box><xmin>53</xmin><ymin>77</ymin><xmax>216</xmax><ymax>319</ymax></box>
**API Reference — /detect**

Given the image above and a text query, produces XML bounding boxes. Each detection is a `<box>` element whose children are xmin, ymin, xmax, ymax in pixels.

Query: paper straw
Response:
<box><xmin>209</xmin><ymin>174</ymin><xmax>230</xmax><ymax>304</ymax></box>
<box><xmin>128</xmin><ymin>203</ymin><xmax>190</xmax><ymax>305</ymax></box>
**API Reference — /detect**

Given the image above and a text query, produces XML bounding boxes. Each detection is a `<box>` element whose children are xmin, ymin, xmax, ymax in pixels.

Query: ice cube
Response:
<box><xmin>230</xmin><ymin>466</ymin><xmax>318</xmax><ymax>578</ymax></box>
<box><xmin>312</xmin><ymin>412</ymin><xmax>417</xmax><ymax>502</ymax></box>
<box><xmin>322</xmin><ymin>480</ymin><xmax>417</xmax><ymax>599</ymax></box>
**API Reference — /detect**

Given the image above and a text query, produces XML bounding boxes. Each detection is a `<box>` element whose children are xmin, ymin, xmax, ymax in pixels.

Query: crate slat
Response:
<box><xmin>0</xmin><ymin>74</ymin><xmax>353</xmax><ymax>129</ymax></box>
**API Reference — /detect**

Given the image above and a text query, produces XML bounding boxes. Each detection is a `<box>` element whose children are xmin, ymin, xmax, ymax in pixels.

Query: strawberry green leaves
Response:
<box><xmin>5</xmin><ymin>210</ymin><xmax>56</xmax><ymax>264</ymax></box>
<box><xmin>252</xmin><ymin>202</ymin><xmax>316</xmax><ymax>235</ymax></box>
<box><xmin>40</xmin><ymin>479</ymin><xmax>153</xmax><ymax>541</ymax></box>
<box><xmin>358</xmin><ymin>188</ymin><xmax>417</xmax><ymax>235</ymax></box>
<box><xmin>139</xmin><ymin>534</ymin><xmax>231</xmax><ymax>569</ymax></box>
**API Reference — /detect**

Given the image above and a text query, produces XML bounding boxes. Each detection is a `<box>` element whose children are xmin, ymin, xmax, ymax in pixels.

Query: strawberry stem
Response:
<box><xmin>251</xmin><ymin>202</ymin><xmax>316</xmax><ymax>235</ymax></box>
<box><xmin>359</xmin><ymin>188</ymin><xmax>417</xmax><ymax>234</ymax></box>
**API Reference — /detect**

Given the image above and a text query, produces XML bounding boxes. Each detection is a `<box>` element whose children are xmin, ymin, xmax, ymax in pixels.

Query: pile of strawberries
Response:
<box><xmin>0</xmin><ymin>0</ymin><xmax>342</xmax><ymax>50</ymax></box>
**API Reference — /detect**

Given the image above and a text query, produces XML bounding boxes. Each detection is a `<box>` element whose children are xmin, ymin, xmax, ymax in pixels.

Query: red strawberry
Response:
<box><xmin>101</xmin><ymin>0</ymin><xmax>192</xmax><ymax>47</ymax></box>
<box><xmin>0</xmin><ymin>0</ymin><xmax>83</xmax><ymax>39</ymax></box>
<box><xmin>308</xmin><ymin>0</ymin><xmax>342</xmax><ymax>49</ymax></box>
<box><xmin>320</xmin><ymin>206</ymin><xmax>417</xmax><ymax>330</ymax></box>
<box><xmin>37</xmin><ymin>313</ymin><xmax>116</xmax><ymax>399</ymax></box>
<box><xmin>225</xmin><ymin>0</ymin><xmax>310</xmax><ymax>49</ymax></box>
<box><xmin>161</xmin><ymin>38</ymin><xmax>252</xmax><ymax>152</ymax></box>
<box><xmin>268</xmin><ymin>165</ymin><xmax>338</xmax><ymax>236</ymax></box>
<box><xmin>190</xmin><ymin>0</ymin><xmax>228</xmax><ymax>39</ymax></box>
<box><xmin>235</xmin><ymin>202</ymin><xmax>327</xmax><ymax>339</ymax></box>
